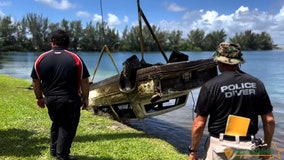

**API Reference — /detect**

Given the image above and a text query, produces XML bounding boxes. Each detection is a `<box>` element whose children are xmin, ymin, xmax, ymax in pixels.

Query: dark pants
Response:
<box><xmin>45</xmin><ymin>95</ymin><xmax>82</xmax><ymax>159</ymax></box>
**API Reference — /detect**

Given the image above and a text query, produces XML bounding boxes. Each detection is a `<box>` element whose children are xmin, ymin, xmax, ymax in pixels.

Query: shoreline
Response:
<box><xmin>2</xmin><ymin>74</ymin><xmax>284</xmax><ymax>158</ymax></box>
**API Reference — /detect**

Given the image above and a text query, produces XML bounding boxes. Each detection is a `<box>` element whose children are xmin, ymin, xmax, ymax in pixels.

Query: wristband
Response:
<box><xmin>36</xmin><ymin>96</ymin><xmax>43</xmax><ymax>99</ymax></box>
<box><xmin>188</xmin><ymin>146</ymin><xmax>198</xmax><ymax>153</ymax></box>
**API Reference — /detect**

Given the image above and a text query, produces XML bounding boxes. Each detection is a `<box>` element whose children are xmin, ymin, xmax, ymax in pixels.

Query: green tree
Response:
<box><xmin>80</xmin><ymin>22</ymin><xmax>96</xmax><ymax>51</ymax></box>
<box><xmin>48</xmin><ymin>22</ymin><xmax>60</xmax><ymax>34</ymax></box>
<box><xmin>60</xmin><ymin>19</ymin><xmax>69</xmax><ymax>32</ymax></box>
<box><xmin>244</xmin><ymin>30</ymin><xmax>258</xmax><ymax>50</ymax></box>
<box><xmin>125</xmin><ymin>26</ymin><xmax>141</xmax><ymax>51</ymax></box>
<box><xmin>69</xmin><ymin>20</ymin><xmax>83</xmax><ymax>51</ymax></box>
<box><xmin>0</xmin><ymin>16</ymin><xmax>17</xmax><ymax>51</ymax></box>
<box><xmin>102</xmin><ymin>24</ymin><xmax>120</xmax><ymax>50</ymax></box>
<box><xmin>166</xmin><ymin>30</ymin><xmax>182</xmax><ymax>50</ymax></box>
<box><xmin>203</xmin><ymin>29</ymin><xmax>227</xmax><ymax>50</ymax></box>
<box><xmin>256</xmin><ymin>32</ymin><xmax>273</xmax><ymax>50</ymax></box>
<box><xmin>187</xmin><ymin>29</ymin><xmax>205</xmax><ymax>51</ymax></box>
<box><xmin>230</xmin><ymin>30</ymin><xmax>273</xmax><ymax>50</ymax></box>
<box><xmin>147</xmin><ymin>25</ymin><xmax>166</xmax><ymax>51</ymax></box>
<box><xmin>15</xmin><ymin>17</ymin><xmax>33</xmax><ymax>51</ymax></box>
<box><xmin>119</xmin><ymin>26</ymin><xmax>132</xmax><ymax>51</ymax></box>
<box><xmin>26</xmin><ymin>13</ymin><xmax>49</xmax><ymax>51</ymax></box>
<box><xmin>0</xmin><ymin>13</ymin><xmax>276</xmax><ymax>52</ymax></box>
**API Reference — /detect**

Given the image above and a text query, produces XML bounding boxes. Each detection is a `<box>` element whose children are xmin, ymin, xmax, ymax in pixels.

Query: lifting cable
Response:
<box><xmin>91</xmin><ymin>0</ymin><xmax>120</xmax><ymax>83</ymax></box>
<box><xmin>137</xmin><ymin>0</ymin><xmax>169</xmax><ymax>63</ymax></box>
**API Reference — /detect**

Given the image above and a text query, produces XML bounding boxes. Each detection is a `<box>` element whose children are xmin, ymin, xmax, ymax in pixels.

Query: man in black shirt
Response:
<box><xmin>31</xmin><ymin>30</ymin><xmax>90</xmax><ymax>160</ymax></box>
<box><xmin>188</xmin><ymin>42</ymin><xmax>275</xmax><ymax>160</ymax></box>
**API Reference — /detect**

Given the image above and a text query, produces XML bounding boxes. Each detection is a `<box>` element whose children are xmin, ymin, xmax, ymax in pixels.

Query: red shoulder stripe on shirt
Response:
<box><xmin>34</xmin><ymin>50</ymin><xmax>53</xmax><ymax>79</ymax></box>
<box><xmin>64</xmin><ymin>50</ymin><xmax>84</xmax><ymax>94</ymax></box>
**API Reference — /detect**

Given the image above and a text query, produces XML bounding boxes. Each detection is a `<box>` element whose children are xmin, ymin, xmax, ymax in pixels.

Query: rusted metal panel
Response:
<box><xmin>89</xmin><ymin>58</ymin><xmax>217</xmax><ymax>120</ymax></box>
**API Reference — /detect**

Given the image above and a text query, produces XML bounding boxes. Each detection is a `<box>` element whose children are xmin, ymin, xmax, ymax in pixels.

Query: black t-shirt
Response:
<box><xmin>31</xmin><ymin>48</ymin><xmax>90</xmax><ymax>97</ymax></box>
<box><xmin>195</xmin><ymin>70</ymin><xmax>273</xmax><ymax>135</ymax></box>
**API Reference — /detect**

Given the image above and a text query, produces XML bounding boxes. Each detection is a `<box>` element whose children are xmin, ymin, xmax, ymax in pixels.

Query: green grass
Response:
<box><xmin>0</xmin><ymin>74</ymin><xmax>188</xmax><ymax>160</ymax></box>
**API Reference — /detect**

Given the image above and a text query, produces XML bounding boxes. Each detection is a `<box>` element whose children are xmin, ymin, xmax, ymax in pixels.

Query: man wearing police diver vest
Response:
<box><xmin>188</xmin><ymin>42</ymin><xmax>275</xmax><ymax>160</ymax></box>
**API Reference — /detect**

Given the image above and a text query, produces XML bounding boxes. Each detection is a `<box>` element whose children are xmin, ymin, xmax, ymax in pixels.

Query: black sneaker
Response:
<box><xmin>50</xmin><ymin>152</ymin><xmax>56</xmax><ymax>158</ymax></box>
<box><xmin>56</xmin><ymin>156</ymin><xmax>77</xmax><ymax>160</ymax></box>
<box><xmin>50</xmin><ymin>149</ymin><xmax>56</xmax><ymax>158</ymax></box>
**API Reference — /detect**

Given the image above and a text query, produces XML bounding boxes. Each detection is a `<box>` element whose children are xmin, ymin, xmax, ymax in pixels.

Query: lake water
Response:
<box><xmin>0</xmin><ymin>50</ymin><xmax>283</xmax><ymax>158</ymax></box>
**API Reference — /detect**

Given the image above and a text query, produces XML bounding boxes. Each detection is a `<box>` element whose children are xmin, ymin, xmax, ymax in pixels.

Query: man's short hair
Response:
<box><xmin>50</xmin><ymin>29</ymin><xmax>70</xmax><ymax>48</ymax></box>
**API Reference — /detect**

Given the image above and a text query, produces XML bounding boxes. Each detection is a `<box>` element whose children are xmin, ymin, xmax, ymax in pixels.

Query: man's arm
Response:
<box><xmin>81</xmin><ymin>77</ymin><xmax>90</xmax><ymax>110</ymax></box>
<box><xmin>189</xmin><ymin>114</ymin><xmax>208</xmax><ymax>160</ymax></box>
<box><xmin>261</xmin><ymin>112</ymin><xmax>275</xmax><ymax>148</ymax></box>
<box><xmin>32</xmin><ymin>78</ymin><xmax>45</xmax><ymax>108</ymax></box>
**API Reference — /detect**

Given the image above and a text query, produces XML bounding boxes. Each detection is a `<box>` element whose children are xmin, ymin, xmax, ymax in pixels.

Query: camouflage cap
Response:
<box><xmin>213</xmin><ymin>42</ymin><xmax>245</xmax><ymax>65</ymax></box>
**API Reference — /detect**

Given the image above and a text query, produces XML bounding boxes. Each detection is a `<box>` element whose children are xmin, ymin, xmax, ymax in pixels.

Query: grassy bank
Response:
<box><xmin>0</xmin><ymin>74</ymin><xmax>188</xmax><ymax>160</ymax></box>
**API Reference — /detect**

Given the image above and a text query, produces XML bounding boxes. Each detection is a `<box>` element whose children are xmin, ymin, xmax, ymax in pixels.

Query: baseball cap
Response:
<box><xmin>213</xmin><ymin>42</ymin><xmax>245</xmax><ymax>65</ymax></box>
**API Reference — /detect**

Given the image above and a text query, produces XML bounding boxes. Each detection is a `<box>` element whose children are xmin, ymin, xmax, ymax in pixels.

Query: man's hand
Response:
<box><xmin>189</xmin><ymin>152</ymin><xmax>198</xmax><ymax>160</ymax></box>
<box><xmin>82</xmin><ymin>99</ymin><xmax>89</xmax><ymax>110</ymax></box>
<box><xmin>37</xmin><ymin>98</ymin><xmax>45</xmax><ymax>108</ymax></box>
<box><xmin>80</xmin><ymin>77</ymin><xmax>89</xmax><ymax>110</ymax></box>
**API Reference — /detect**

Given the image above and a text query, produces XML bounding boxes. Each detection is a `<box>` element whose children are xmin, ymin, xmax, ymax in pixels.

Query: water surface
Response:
<box><xmin>0</xmin><ymin>50</ymin><xmax>283</xmax><ymax>157</ymax></box>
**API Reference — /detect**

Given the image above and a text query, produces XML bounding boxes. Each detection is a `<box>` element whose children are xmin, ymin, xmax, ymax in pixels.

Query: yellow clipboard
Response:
<box><xmin>225</xmin><ymin>115</ymin><xmax>250</xmax><ymax>136</ymax></box>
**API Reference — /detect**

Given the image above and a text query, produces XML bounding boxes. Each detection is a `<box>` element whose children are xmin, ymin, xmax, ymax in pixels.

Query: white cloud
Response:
<box><xmin>158</xmin><ymin>5</ymin><xmax>284</xmax><ymax>45</ymax></box>
<box><xmin>200</xmin><ymin>10</ymin><xmax>219</xmax><ymax>24</ymax></box>
<box><xmin>123</xmin><ymin>16</ymin><xmax>129</xmax><ymax>23</ymax></box>
<box><xmin>275</xmin><ymin>6</ymin><xmax>284</xmax><ymax>21</ymax></box>
<box><xmin>269</xmin><ymin>6</ymin><xmax>284</xmax><ymax>45</ymax></box>
<box><xmin>159</xmin><ymin>19</ymin><xmax>181</xmax><ymax>31</ymax></box>
<box><xmin>35</xmin><ymin>0</ymin><xmax>76</xmax><ymax>10</ymax></box>
<box><xmin>76</xmin><ymin>11</ymin><xmax>90</xmax><ymax>18</ymax></box>
<box><xmin>92</xmin><ymin>13</ymin><xmax>122</xmax><ymax>28</ymax></box>
<box><xmin>0</xmin><ymin>10</ymin><xmax>5</xmax><ymax>17</ymax></box>
<box><xmin>182</xmin><ymin>10</ymin><xmax>203</xmax><ymax>21</ymax></box>
<box><xmin>0</xmin><ymin>1</ymin><xmax>10</xmax><ymax>17</ymax></box>
<box><xmin>93</xmin><ymin>14</ymin><xmax>102</xmax><ymax>22</ymax></box>
<box><xmin>165</xmin><ymin>2</ymin><xmax>186</xmax><ymax>12</ymax></box>
<box><xmin>235</xmin><ymin>6</ymin><xmax>249</xmax><ymax>13</ymax></box>
<box><xmin>0</xmin><ymin>1</ymin><xmax>11</xmax><ymax>6</ymax></box>
<box><xmin>107</xmin><ymin>13</ymin><xmax>121</xmax><ymax>27</ymax></box>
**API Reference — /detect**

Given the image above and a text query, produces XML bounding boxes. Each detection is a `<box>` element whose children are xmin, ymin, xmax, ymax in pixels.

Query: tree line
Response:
<box><xmin>0</xmin><ymin>13</ymin><xmax>276</xmax><ymax>52</ymax></box>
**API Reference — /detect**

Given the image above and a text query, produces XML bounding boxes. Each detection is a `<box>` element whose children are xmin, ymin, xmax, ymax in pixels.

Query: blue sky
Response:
<box><xmin>1</xmin><ymin>0</ymin><xmax>284</xmax><ymax>45</ymax></box>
